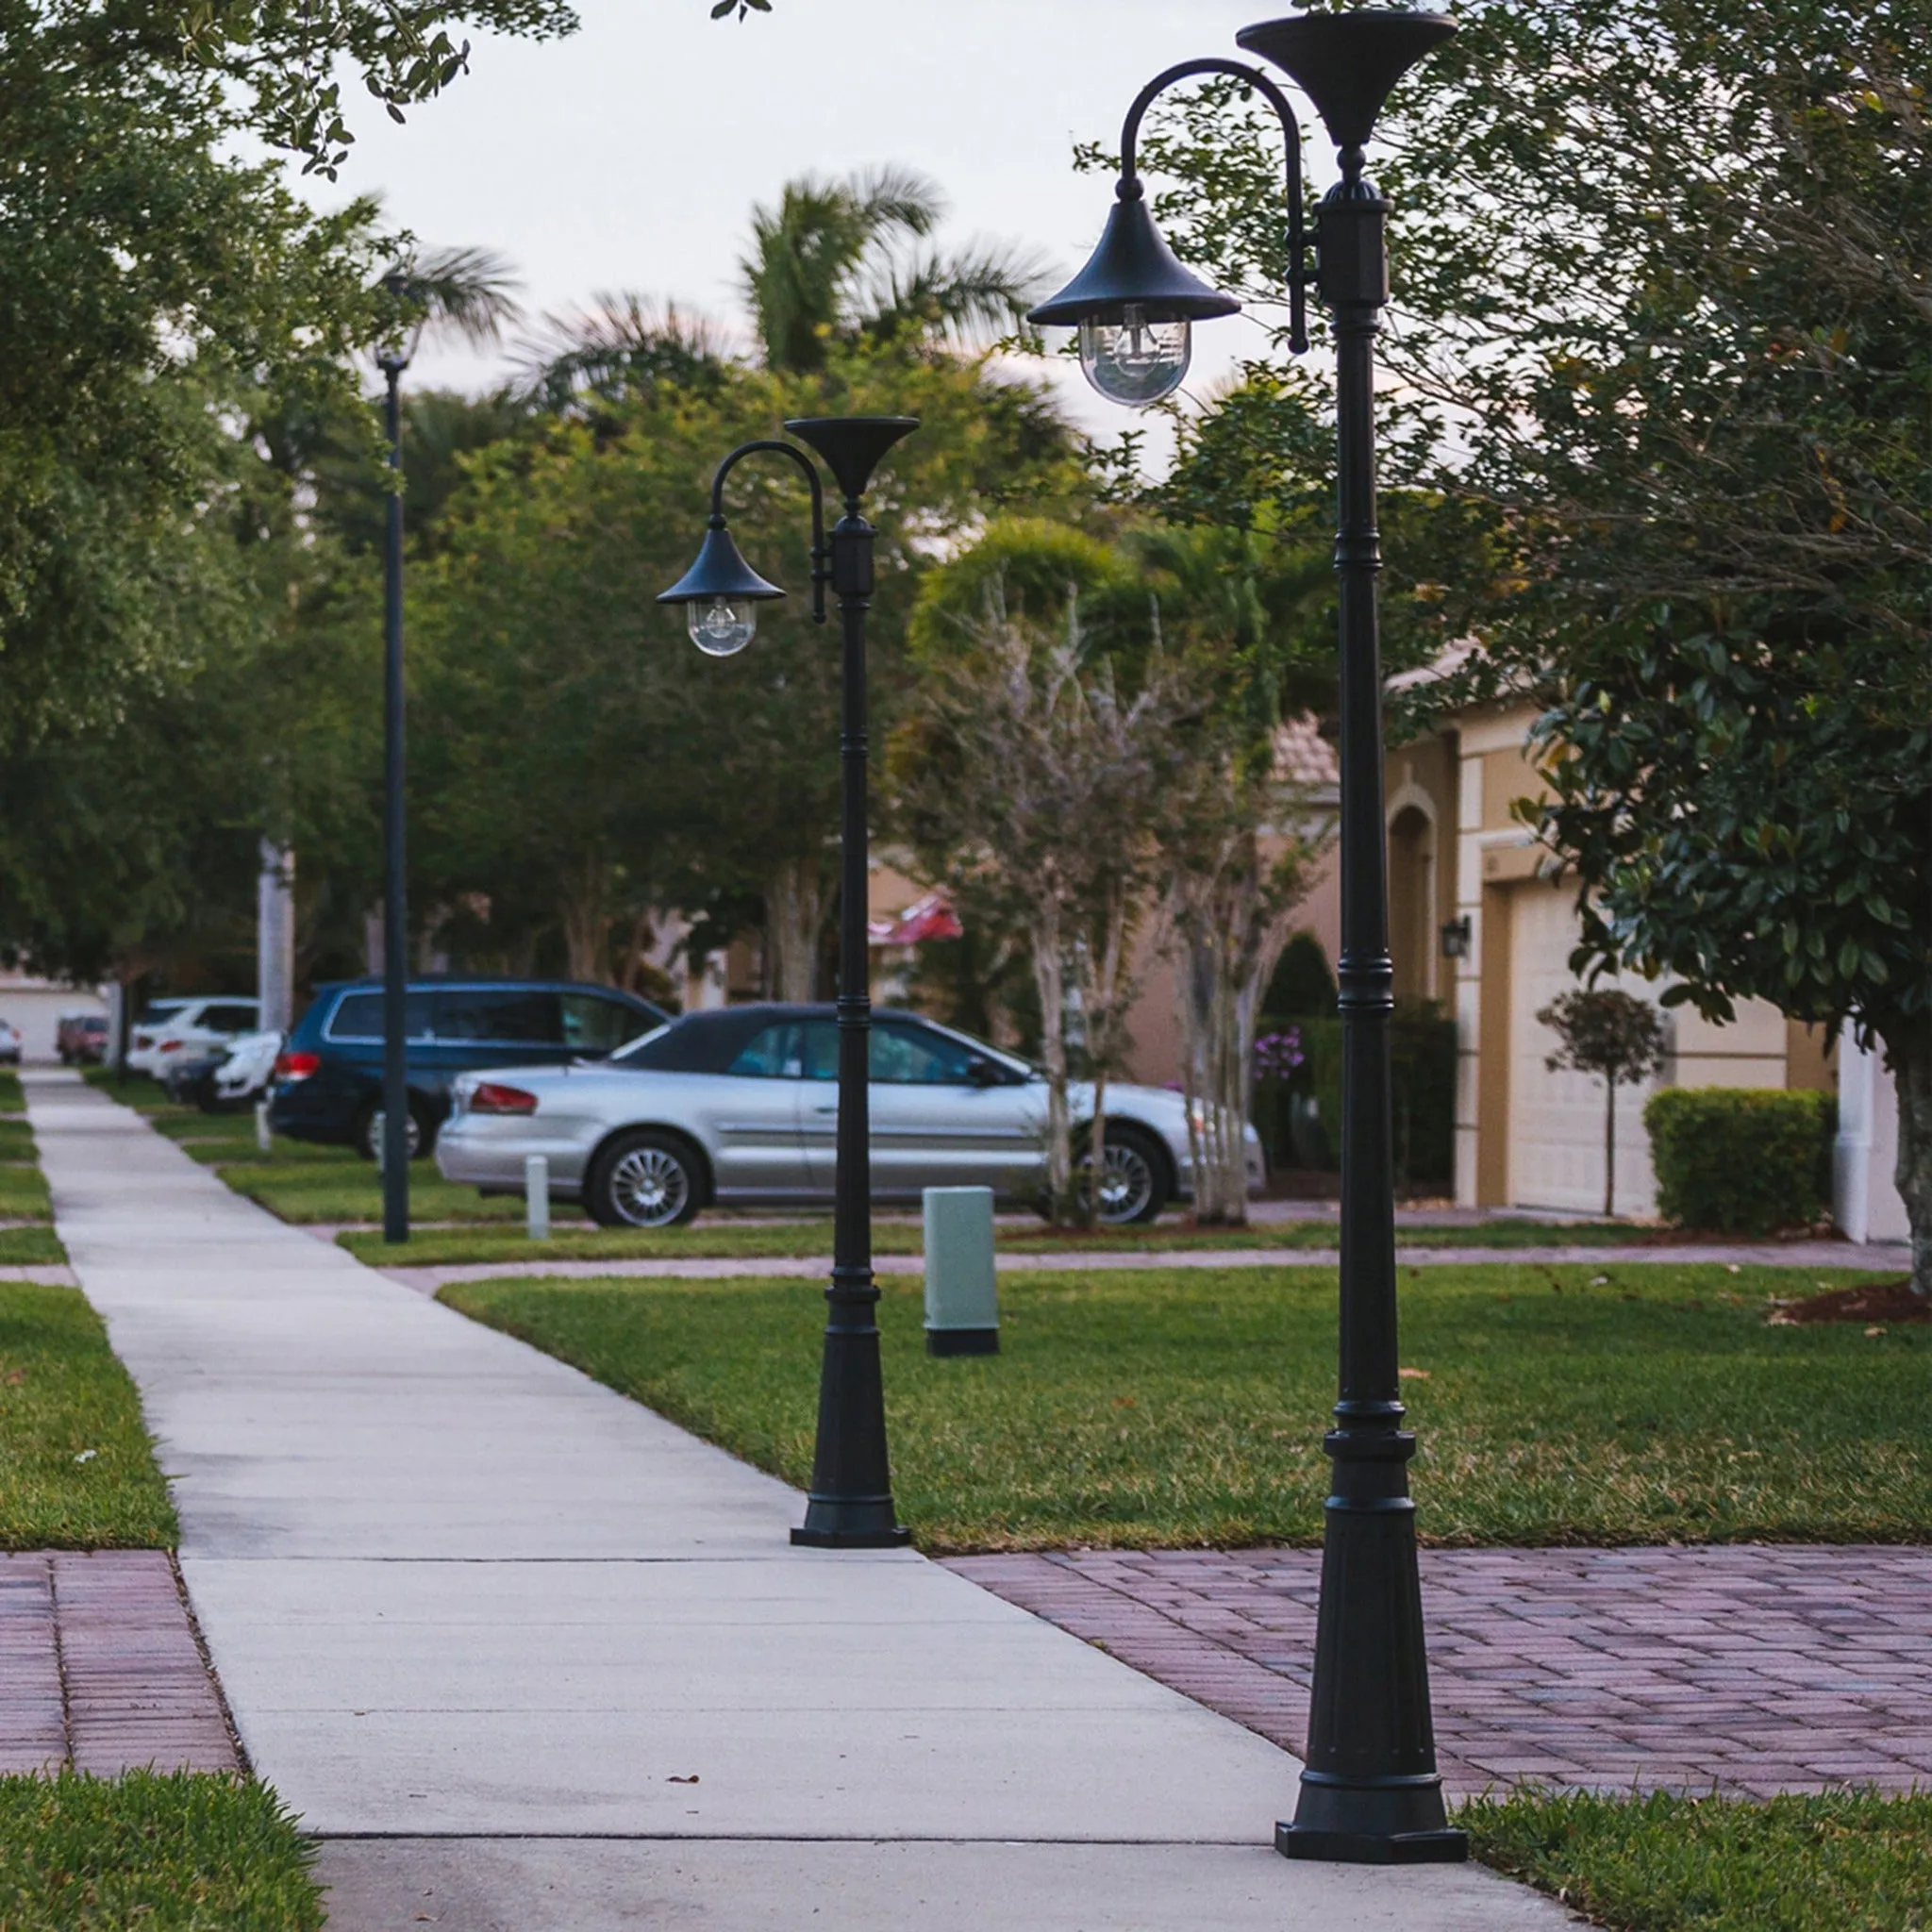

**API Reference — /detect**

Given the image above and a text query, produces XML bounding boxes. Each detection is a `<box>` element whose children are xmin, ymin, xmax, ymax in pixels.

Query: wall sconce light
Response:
<box><xmin>1440</xmin><ymin>915</ymin><xmax>1473</xmax><ymax>961</ymax></box>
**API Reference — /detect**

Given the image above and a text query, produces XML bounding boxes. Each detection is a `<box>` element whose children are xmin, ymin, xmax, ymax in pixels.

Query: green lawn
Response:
<box><xmin>0</xmin><ymin>1071</ymin><xmax>24</xmax><ymax>1115</ymax></box>
<box><xmin>217</xmin><ymin>1156</ymin><xmax>593</xmax><ymax>1225</ymax></box>
<box><xmin>440</xmin><ymin>1262</ymin><xmax>1925</xmax><ymax>1553</ymax></box>
<box><xmin>0</xmin><ymin>1770</ymin><xmax>322</xmax><ymax>1931</ymax></box>
<box><xmin>0</xmin><ymin>1227</ymin><xmax>71</xmax><ymax>1265</ymax></box>
<box><xmin>0</xmin><ymin>1160</ymin><xmax>53</xmax><ymax>1222</ymax></box>
<box><xmin>0</xmin><ymin>1280</ymin><xmax>177</xmax><ymax>1547</ymax></box>
<box><xmin>1463</xmin><ymin>1789</ymin><xmax>1932</xmax><ymax>1932</ymax></box>
<box><xmin>0</xmin><ymin>1117</ymin><xmax>37</xmax><ymax>1160</ymax></box>
<box><xmin>339</xmin><ymin>1214</ymin><xmax>1647</xmax><ymax>1267</ymax></box>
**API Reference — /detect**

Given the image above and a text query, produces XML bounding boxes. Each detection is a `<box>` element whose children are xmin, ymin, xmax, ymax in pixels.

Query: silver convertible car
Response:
<box><xmin>434</xmin><ymin>1003</ymin><xmax>1261</xmax><ymax>1228</ymax></box>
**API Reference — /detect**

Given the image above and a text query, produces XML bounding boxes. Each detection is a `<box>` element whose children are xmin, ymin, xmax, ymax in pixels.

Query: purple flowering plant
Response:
<box><xmin>1253</xmin><ymin>1028</ymin><xmax>1305</xmax><ymax>1080</ymax></box>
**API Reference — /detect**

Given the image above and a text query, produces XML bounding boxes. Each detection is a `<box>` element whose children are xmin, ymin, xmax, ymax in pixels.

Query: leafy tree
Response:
<box><xmin>1536</xmin><ymin>990</ymin><xmax>1669</xmax><ymax>1218</ymax></box>
<box><xmin>408</xmin><ymin>331</ymin><xmax>1089</xmax><ymax>991</ymax></box>
<box><xmin>1131</xmin><ymin>2</ymin><xmax>1932</xmax><ymax>1294</ymax></box>
<box><xmin>899</xmin><ymin>524</ymin><xmax>1197</xmax><ymax>1224</ymax></box>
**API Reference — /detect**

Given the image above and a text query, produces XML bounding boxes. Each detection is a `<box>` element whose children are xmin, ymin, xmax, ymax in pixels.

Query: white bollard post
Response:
<box><xmin>255</xmin><ymin>1101</ymin><xmax>272</xmax><ymax>1156</ymax></box>
<box><xmin>923</xmin><ymin>1186</ymin><xmax>998</xmax><ymax>1357</ymax></box>
<box><xmin>525</xmin><ymin>1155</ymin><xmax>550</xmax><ymax>1241</ymax></box>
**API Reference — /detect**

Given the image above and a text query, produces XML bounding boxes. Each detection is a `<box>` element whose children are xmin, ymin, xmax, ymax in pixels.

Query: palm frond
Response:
<box><xmin>847</xmin><ymin>162</ymin><xmax>945</xmax><ymax>242</ymax></box>
<box><xmin>513</xmin><ymin>294</ymin><xmax>732</xmax><ymax>410</ymax></box>
<box><xmin>858</xmin><ymin>241</ymin><xmax>1055</xmax><ymax>352</ymax></box>
<box><xmin>383</xmin><ymin>245</ymin><xmax>524</xmax><ymax>349</ymax></box>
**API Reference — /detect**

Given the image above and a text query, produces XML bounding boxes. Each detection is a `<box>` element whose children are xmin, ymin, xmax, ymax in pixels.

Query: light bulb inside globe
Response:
<box><xmin>689</xmin><ymin>595</ymin><xmax>757</xmax><ymax>658</ymax></box>
<box><xmin>1077</xmin><ymin>303</ymin><xmax>1191</xmax><ymax>408</ymax></box>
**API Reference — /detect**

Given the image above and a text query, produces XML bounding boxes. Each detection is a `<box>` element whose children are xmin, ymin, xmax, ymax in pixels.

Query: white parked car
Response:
<box><xmin>0</xmin><ymin>1020</ymin><xmax>21</xmax><ymax>1067</ymax></box>
<box><xmin>436</xmin><ymin>1003</ymin><xmax>1262</xmax><ymax>1229</ymax></box>
<box><xmin>125</xmin><ymin>996</ymin><xmax>261</xmax><ymax>1077</ymax></box>
<box><xmin>211</xmin><ymin>1029</ymin><xmax>285</xmax><ymax>1109</ymax></box>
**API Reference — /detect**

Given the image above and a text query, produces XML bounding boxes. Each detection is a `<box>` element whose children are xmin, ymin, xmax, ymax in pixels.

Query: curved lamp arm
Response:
<box><xmin>1117</xmin><ymin>57</ymin><xmax>1309</xmax><ymax>355</ymax></box>
<box><xmin>708</xmin><ymin>439</ymin><xmax>829</xmax><ymax>625</ymax></box>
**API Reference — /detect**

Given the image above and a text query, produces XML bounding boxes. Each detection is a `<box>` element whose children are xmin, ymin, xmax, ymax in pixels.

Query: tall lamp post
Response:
<box><xmin>1031</xmin><ymin>8</ymin><xmax>1465</xmax><ymax>1865</ymax></box>
<box><xmin>658</xmin><ymin>416</ymin><xmax>918</xmax><ymax>1549</ymax></box>
<box><xmin>377</xmin><ymin>340</ymin><xmax>412</xmax><ymax>1245</ymax></box>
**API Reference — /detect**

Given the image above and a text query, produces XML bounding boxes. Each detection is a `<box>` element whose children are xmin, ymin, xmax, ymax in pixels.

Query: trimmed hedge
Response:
<box><xmin>1643</xmin><ymin>1086</ymin><xmax>1835</xmax><ymax>1235</ymax></box>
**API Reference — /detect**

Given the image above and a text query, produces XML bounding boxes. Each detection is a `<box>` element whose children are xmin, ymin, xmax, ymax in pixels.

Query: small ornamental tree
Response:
<box><xmin>1535</xmin><ymin>989</ymin><xmax>1668</xmax><ymax>1218</ymax></box>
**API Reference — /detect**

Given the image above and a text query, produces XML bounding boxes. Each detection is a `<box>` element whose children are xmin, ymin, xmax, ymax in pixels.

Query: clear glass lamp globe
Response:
<box><xmin>1077</xmin><ymin>303</ymin><xmax>1191</xmax><ymax>408</ymax></box>
<box><xmin>689</xmin><ymin>596</ymin><xmax>757</xmax><ymax>658</ymax></box>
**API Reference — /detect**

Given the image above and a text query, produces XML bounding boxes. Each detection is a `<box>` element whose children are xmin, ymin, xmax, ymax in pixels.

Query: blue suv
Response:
<box><xmin>268</xmin><ymin>977</ymin><xmax>669</xmax><ymax>1159</ymax></box>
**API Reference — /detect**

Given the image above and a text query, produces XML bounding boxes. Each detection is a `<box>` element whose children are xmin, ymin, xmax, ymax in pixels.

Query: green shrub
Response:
<box><xmin>1255</xmin><ymin>1004</ymin><xmax>1457</xmax><ymax>1187</ymax></box>
<box><xmin>1643</xmin><ymin>1086</ymin><xmax>1835</xmax><ymax>1235</ymax></box>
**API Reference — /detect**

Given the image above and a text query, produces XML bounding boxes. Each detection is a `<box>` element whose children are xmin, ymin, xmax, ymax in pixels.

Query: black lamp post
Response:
<box><xmin>658</xmin><ymin>416</ymin><xmax>918</xmax><ymax>1549</ymax></box>
<box><xmin>377</xmin><ymin>342</ymin><xmax>411</xmax><ymax>1245</ymax></box>
<box><xmin>1032</xmin><ymin>8</ymin><xmax>1465</xmax><ymax>1866</ymax></box>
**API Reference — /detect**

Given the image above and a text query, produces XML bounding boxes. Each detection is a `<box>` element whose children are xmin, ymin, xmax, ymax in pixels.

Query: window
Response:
<box><xmin>325</xmin><ymin>992</ymin><xmax>434</xmax><ymax>1041</ymax></box>
<box><xmin>870</xmin><ymin>1022</ymin><xmax>977</xmax><ymax>1085</ymax></box>
<box><xmin>560</xmin><ymin>993</ymin><xmax>644</xmax><ymax>1055</ymax></box>
<box><xmin>433</xmin><ymin>990</ymin><xmax>562</xmax><ymax>1044</ymax></box>
<box><xmin>726</xmin><ymin>1024</ymin><xmax>806</xmax><ymax>1078</ymax></box>
<box><xmin>202</xmin><ymin>1004</ymin><xmax>259</xmax><ymax>1034</ymax></box>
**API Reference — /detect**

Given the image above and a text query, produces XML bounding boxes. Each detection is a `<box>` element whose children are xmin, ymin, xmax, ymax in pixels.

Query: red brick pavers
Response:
<box><xmin>0</xmin><ymin>1551</ymin><xmax>239</xmax><ymax>1775</ymax></box>
<box><xmin>945</xmin><ymin>1545</ymin><xmax>1932</xmax><ymax>1801</ymax></box>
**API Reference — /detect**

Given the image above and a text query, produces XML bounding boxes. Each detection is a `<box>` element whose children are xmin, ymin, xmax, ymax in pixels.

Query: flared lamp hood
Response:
<box><xmin>656</xmin><ymin>521</ymin><xmax>785</xmax><ymax>607</ymax></box>
<box><xmin>1236</xmin><ymin>9</ymin><xmax>1456</xmax><ymax>152</ymax></box>
<box><xmin>1029</xmin><ymin>187</ymin><xmax>1241</xmax><ymax>328</ymax></box>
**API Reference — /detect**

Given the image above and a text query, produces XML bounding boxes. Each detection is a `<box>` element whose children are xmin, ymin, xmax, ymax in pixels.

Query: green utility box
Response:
<box><xmin>923</xmin><ymin>1186</ymin><xmax>998</xmax><ymax>1357</ymax></box>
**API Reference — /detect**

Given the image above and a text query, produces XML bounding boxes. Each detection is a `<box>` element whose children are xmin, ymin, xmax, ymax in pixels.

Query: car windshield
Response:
<box><xmin>136</xmin><ymin>1002</ymin><xmax>189</xmax><ymax>1024</ymax></box>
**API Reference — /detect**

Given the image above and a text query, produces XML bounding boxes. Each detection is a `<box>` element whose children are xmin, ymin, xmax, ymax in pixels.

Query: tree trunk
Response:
<box><xmin>1071</xmin><ymin>883</ymin><xmax>1139</xmax><ymax>1228</ymax></box>
<box><xmin>559</xmin><ymin>859</ymin><xmax>613</xmax><ymax>984</ymax></box>
<box><xmin>1604</xmin><ymin>1074</ymin><xmax>1617</xmax><ymax>1219</ymax></box>
<box><xmin>1030</xmin><ymin>899</ymin><xmax>1074</xmax><ymax>1224</ymax></box>
<box><xmin>1888</xmin><ymin>1023</ymin><xmax>1932</xmax><ymax>1302</ymax></box>
<box><xmin>766</xmin><ymin>855</ymin><xmax>830</xmax><ymax>1004</ymax></box>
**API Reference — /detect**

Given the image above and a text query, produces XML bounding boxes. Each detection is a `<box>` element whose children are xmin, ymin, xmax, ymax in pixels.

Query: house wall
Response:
<box><xmin>1411</xmin><ymin>699</ymin><xmax>1820</xmax><ymax>1219</ymax></box>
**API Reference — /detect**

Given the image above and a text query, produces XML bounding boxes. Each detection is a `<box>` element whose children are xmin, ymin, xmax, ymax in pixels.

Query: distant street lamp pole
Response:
<box><xmin>377</xmin><ymin>344</ymin><xmax>410</xmax><ymax>1245</ymax></box>
<box><xmin>657</xmin><ymin>416</ymin><xmax>918</xmax><ymax>1548</ymax></box>
<box><xmin>1031</xmin><ymin>8</ymin><xmax>1465</xmax><ymax>1864</ymax></box>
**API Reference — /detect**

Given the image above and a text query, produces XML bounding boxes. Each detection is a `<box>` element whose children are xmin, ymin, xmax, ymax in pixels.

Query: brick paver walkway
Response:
<box><xmin>0</xmin><ymin>1551</ymin><xmax>239</xmax><ymax>1775</ymax></box>
<box><xmin>946</xmin><ymin>1545</ymin><xmax>1932</xmax><ymax>1800</ymax></box>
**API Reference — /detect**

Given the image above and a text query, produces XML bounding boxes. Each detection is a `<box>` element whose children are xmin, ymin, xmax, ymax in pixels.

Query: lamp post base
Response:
<box><xmin>1275</xmin><ymin>1822</ymin><xmax>1469</xmax><ymax>1866</ymax></box>
<box><xmin>791</xmin><ymin>1521</ymin><xmax>913</xmax><ymax>1550</ymax></box>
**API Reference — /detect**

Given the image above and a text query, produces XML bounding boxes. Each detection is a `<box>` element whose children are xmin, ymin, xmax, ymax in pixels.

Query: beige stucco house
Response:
<box><xmin>1388</xmin><ymin>675</ymin><xmax>1906</xmax><ymax>1236</ymax></box>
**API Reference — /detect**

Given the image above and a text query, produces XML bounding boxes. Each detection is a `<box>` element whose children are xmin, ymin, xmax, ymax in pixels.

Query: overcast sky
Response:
<box><xmin>287</xmin><ymin>0</ymin><xmax>1308</xmax><ymax>461</ymax></box>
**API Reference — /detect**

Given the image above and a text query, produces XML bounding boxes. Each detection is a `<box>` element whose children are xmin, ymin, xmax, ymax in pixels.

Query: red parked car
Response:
<box><xmin>57</xmin><ymin>1013</ymin><xmax>109</xmax><ymax>1065</ymax></box>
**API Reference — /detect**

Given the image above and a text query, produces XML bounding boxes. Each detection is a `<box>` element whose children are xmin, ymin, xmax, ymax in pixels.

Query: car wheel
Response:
<box><xmin>587</xmin><ymin>1130</ymin><xmax>704</xmax><ymax>1229</ymax></box>
<box><xmin>1090</xmin><ymin>1124</ymin><xmax>1171</xmax><ymax>1226</ymax></box>
<box><xmin>355</xmin><ymin>1105</ymin><xmax>433</xmax><ymax>1163</ymax></box>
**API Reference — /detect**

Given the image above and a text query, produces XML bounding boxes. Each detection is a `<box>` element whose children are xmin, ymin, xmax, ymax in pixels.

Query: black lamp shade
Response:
<box><xmin>1237</xmin><ymin>9</ymin><xmax>1457</xmax><ymax>152</ymax></box>
<box><xmin>656</xmin><ymin>522</ymin><xmax>786</xmax><ymax>607</ymax></box>
<box><xmin>1029</xmin><ymin>191</ymin><xmax>1241</xmax><ymax>328</ymax></box>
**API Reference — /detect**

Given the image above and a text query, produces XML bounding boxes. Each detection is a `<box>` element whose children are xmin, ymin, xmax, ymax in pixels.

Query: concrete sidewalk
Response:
<box><xmin>29</xmin><ymin>1073</ymin><xmax>1572</xmax><ymax>1930</ymax></box>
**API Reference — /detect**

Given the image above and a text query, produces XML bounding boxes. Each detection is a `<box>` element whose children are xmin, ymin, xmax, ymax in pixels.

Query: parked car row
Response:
<box><xmin>428</xmin><ymin>1003</ymin><xmax>1259</xmax><ymax>1229</ymax></box>
<box><xmin>218</xmin><ymin>981</ymin><xmax>1261</xmax><ymax>1229</ymax></box>
<box><xmin>127</xmin><ymin>997</ymin><xmax>262</xmax><ymax>1077</ymax></box>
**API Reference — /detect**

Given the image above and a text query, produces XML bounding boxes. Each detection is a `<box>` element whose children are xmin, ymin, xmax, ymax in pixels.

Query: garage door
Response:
<box><xmin>1506</xmin><ymin>881</ymin><xmax>1661</xmax><ymax>1217</ymax></box>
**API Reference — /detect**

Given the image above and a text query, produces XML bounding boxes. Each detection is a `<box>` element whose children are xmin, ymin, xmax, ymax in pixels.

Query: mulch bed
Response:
<box><xmin>1772</xmin><ymin>1277</ymin><xmax>1929</xmax><ymax>1324</ymax></box>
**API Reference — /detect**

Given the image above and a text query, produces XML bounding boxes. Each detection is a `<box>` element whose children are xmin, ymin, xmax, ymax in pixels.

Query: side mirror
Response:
<box><xmin>964</xmin><ymin>1056</ymin><xmax>1003</xmax><ymax>1088</ymax></box>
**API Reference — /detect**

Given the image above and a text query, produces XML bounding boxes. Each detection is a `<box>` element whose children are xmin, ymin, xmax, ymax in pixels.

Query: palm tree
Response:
<box><xmin>378</xmin><ymin>244</ymin><xmax>524</xmax><ymax>357</ymax></box>
<box><xmin>512</xmin><ymin>293</ymin><xmax>729</xmax><ymax>414</ymax></box>
<box><xmin>741</xmin><ymin>164</ymin><xmax>1048</xmax><ymax>372</ymax></box>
